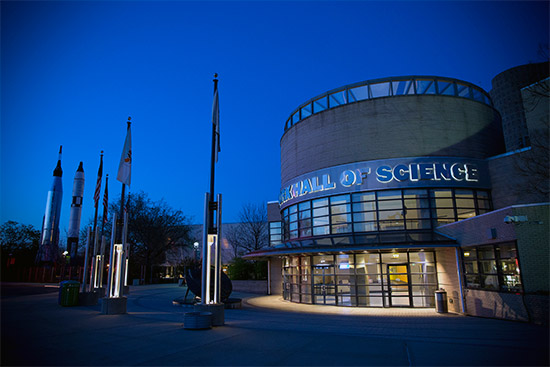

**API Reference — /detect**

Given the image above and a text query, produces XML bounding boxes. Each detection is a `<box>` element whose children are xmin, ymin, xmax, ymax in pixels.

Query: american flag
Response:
<box><xmin>94</xmin><ymin>152</ymin><xmax>103</xmax><ymax>208</ymax></box>
<box><xmin>102</xmin><ymin>174</ymin><xmax>109</xmax><ymax>223</ymax></box>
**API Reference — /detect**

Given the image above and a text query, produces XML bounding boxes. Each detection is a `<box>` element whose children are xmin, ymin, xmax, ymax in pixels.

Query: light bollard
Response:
<box><xmin>102</xmin><ymin>212</ymin><xmax>127</xmax><ymax>314</ymax></box>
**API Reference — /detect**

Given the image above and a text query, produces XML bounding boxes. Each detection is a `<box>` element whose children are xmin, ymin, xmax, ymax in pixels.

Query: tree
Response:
<box><xmin>119</xmin><ymin>191</ymin><xmax>193</xmax><ymax>283</ymax></box>
<box><xmin>0</xmin><ymin>221</ymin><xmax>41</xmax><ymax>266</ymax></box>
<box><xmin>225</xmin><ymin>202</ymin><xmax>268</xmax><ymax>256</ymax></box>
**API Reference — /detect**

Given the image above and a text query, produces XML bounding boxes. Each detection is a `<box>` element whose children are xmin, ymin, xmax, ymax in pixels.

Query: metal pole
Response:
<box><xmin>89</xmin><ymin>226</ymin><xmax>99</xmax><ymax>291</ymax></box>
<box><xmin>201</xmin><ymin>193</ymin><xmax>210</xmax><ymax>304</ymax></box>
<box><xmin>106</xmin><ymin>213</ymin><xmax>117</xmax><ymax>298</ymax></box>
<box><xmin>119</xmin><ymin>210</ymin><xmax>129</xmax><ymax>297</ymax></box>
<box><xmin>81</xmin><ymin>227</ymin><xmax>91</xmax><ymax>292</ymax></box>
<box><xmin>98</xmin><ymin>236</ymin><xmax>106</xmax><ymax>287</ymax></box>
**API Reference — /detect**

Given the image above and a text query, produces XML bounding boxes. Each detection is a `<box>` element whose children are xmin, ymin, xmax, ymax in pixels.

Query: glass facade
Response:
<box><xmin>281</xmin><ymin>188</ymin><xmax>491</xmax><ymax>242</ymax></box>
<box><xmin>462</xmin><ymin>243</ymin><xmax>522</xmax><ymax>292</ymax></box>
<box><xmin>285</xmin><ymin>76</ymin><xmax>493</xmax><ymax>131</ymax></box>
<box><xmin>282</xmin><ymin>251</ymin><xmax>437</xmax><ymax>307</ymax></box>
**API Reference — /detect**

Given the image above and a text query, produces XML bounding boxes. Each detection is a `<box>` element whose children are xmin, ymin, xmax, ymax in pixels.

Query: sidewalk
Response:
<box><xmin>1</xmin><ymin>283</ymin><xmax>548</xmax><ymax>366</ymax></box>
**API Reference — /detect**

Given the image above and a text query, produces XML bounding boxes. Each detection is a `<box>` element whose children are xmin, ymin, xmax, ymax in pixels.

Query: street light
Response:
<box><xmin>194</xmin><ymin>242</ymin><xmax>199</xmax><ymax>261</ymax></box>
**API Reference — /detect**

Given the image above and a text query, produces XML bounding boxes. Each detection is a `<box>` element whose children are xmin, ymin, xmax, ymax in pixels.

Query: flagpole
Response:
<box><xmin>118</xmin><ymin>117</ymin><xmax>131</xmax><ymax>243</ymax></box>
<box><xmin>92</xmin><ymin>151</ymin><xmax>103</xmax><ymax>242</ymax></box>
<box><xmin>209</xmin><ymin>74</ymin><xmax>218</xmax><ymax>203</ymax></box>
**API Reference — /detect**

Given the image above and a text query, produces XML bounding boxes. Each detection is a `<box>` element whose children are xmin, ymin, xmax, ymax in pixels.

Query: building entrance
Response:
<box><xmin>313</xmin><ymin>264</ymin><xmax>336</xmax><ymax>305</ymax></box>
<box><xmin>387</xmin><ymin>264</ymin><xmax>411</xmax><ymax>307</ymax></box>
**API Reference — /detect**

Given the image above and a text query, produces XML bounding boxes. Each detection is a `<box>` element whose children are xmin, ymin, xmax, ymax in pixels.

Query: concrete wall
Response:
<box><xmin>281</xmin><ymin>95</ymin><xmax>503</xmax><ymax>183</ymax></box>
<box><xmin>231</xmin><ymin>280</ymin><xmax>268</xmax><ymax>294</ymax></box>
<box><xmin>268</xmin><ymin>257</ymin><xmax>283</xmax><ymax>295</ymax></box>
<box><xmin>435</xmin><ymin>247</ymin><xmax>462</xmax><ymax>313</ymax></box>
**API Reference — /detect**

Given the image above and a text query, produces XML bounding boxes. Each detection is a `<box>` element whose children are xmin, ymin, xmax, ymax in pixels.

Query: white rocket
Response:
<box><xmin>67</xmin><ymin>162</ymin><xmax>84</xmax><ymax>262</ymax></box>
<box><xmin>37</xmin><ymin>146</ymin><xmax>63</xmax><ymax>264</ymax></box>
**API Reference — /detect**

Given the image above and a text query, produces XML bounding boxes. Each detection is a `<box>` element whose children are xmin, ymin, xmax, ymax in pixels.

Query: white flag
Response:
<box><xmin>117</xmin><ymin>126</ymin><xmax>132</xmax><ymax>186</ymax></box>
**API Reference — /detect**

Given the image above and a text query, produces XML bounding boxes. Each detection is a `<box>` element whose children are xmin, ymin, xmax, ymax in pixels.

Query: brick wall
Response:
<box><xmin>435</xmin><ymin>247</ymin><xmax>462</xmax><ymax>313</ymax></box>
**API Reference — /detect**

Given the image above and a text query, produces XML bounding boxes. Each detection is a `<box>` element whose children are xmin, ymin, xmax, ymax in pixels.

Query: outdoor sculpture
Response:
<box><xmin>184</xmin><ymin>266</ymin><xmax>232</xmax><ymax>303</ymax></box>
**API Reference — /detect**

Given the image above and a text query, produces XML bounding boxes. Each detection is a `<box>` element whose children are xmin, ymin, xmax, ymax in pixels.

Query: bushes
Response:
<box><xmin>227</xmin><ymin>257</ymin><xmax>267</xmax><ymax>280</ymax></box>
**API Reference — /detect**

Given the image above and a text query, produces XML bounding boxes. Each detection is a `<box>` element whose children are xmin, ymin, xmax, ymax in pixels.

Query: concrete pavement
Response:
<box><xmin>1</xmin><ymin>283</ymin><xmax>548</xmax><ymax>366</ymax></box>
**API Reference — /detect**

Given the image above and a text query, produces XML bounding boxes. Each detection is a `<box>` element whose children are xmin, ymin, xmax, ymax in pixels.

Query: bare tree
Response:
<box><xmin>224</xmin><ymin>202</ymin><xmax>268</xmax><ymax>257</ymax></box>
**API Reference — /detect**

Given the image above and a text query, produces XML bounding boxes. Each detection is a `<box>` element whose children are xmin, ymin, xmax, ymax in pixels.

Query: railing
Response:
<box><xmin>284</xmin><ymin>76</ymin><xmax>493</xmax><ymax>132</ymax></box>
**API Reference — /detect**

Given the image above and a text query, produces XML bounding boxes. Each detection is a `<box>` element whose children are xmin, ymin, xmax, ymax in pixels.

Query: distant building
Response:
<box><xmin>246</xmin><ymin>64</ymin><xmax>549</xmax><ymax>323</ymax></box>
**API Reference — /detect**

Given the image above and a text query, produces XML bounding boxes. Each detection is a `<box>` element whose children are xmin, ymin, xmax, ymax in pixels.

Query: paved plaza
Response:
<box><xmin>1</xmin><ymin>283</ymin><xmax>548</xmax><ymax>366</ymax></box>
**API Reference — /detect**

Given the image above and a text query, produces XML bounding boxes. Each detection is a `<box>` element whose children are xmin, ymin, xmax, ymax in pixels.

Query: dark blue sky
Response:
<box><xmin>1</xmin><ymin>1</ymin><xmax>548</xmax><ymax>239</ymax></box>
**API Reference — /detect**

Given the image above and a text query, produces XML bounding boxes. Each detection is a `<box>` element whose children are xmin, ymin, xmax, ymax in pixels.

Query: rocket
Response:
<box><xmin>67</xmin><ymin>162</ymin><xmax>85</xmax><ymax>263</ymax></box>
<box><xmin>36</xmin><ymin>146</ymin><xmax>63</xmax><ymax>264</ymax></box>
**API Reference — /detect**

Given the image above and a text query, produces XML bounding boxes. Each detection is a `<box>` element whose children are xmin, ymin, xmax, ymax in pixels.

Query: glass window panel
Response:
<box><xmin>313</xmin><ymin>255</ymin><xmax>334</xmax><ymax>265</ymax></box>
<box><xmin>404</xmin><ymin>198</ymin><xmax>430</xmax><ymax>209</ymax></box>
<box><xmin>478</xmin><ymin>246</ymin><xmax>495</xmax><ymax>260</ymax></box>
<box><xmin>457</xmin><ymin>84</ymin><xmax>471</xmax><ymax>98</ymax></box>
<box><xmin>403</xmin><ymin>189</ymin><xmax>429</xmax><ymax>198</ymax></box>
<box><xmin>370</xmin><ymin>82</ymin><xmax>391</xmax><ymax>98</ymax></box>
<box><xmin>299</xmin><ymin>210</ymin><xmax>311</xmax><ymax>219</ymax></box>
<box><xmin>289</xmin><ymin>221</ymin><xmax>298</xmax><ymax>231</ymax></box>
<box><xmin>353</xmin><ymin>202</ymin><xmax>376</xmax><ymax>212</ymax></box>
<box><xmin>500</xmin><ymin>275</ymin><xmax>522</xmax><ymax>292</ymax></box>
<box><xmin>411</xmin><ymin>285</ymin><xmax>437</xmax><ymax>296</ymax></box>
<box><xmin>433</xmin><ymin>218</ymin><xmax>454</xmax><ymax>227</ymax></box>
<box><xmin>301</xmin><ymin>103</ymin><xmax>312</xmax><ymax>119</ymax></box>
<box><xmin>437</xmin><ymin>81</ymin><xmax>454</xmax><ymax>95</ymax></box>
<box><xmin>313</xmin><ymin>96</ymin><xmax>327</xmax><ymax>113</ymax></box>
<box><xmin>332</xmin><ymin>213</ymin><xmax>351</xmax><ymax>223</ymax></box>
<box><xmin>431</xmin><ymin>189</ymin><xmax>453</xmax><ymax>198</ymax></box>
<box><xmin>289</xmin><ymin>213</ymin><xmax>298</xmax><ymax>222</ymax></box>
<box><xmin>477</xmin><ymin>191</ymin><xmax>489</xmax><ymax>199</ymax></box>
<box><xmin>413</xmin><ymin>296</ymin><xmax>435</xmax><ymax>307</ymax></box>
<box><xmin>455</xmin><ymin>189</ymin><xmax>474</xmax><ymax>198</ymax></box>
<box><xmin>354</xmin><ymin>211</ymin><xmax>377</xmax><ymax>222</ymax></box>
<box><xmin>329</xmin><ymin>90</ymin><xmax>346</xmax><ymax>107</ymax></box>
<box><xmin>466</xmin><ymin>274</ymin><xmax>481</xmax><ymax>289</ymax></box>
<box><xmin>289</xmin><ymin>205</ymin><xmax>298</xmax><ymax>214</ymax></box>
<box><xmin>289</xmin><ymin>230</ymin><xmax>298</xmax><ymax>239</ymax></box>
<box><xmin>497</xmin><ymin>243</ymin><xmax>517</xmax><ymax>259</ymax></box>
<box><xmin>349</xmin><ymin>85</ymin><xmax>369</xmax><ymax>101</ymax></box>
<box><xmin>299</xmin><ymin>217</ymin><xmax>311</xmax><ymax>228</ymax></box>
<box><xmin>404</xmin><ymin>208</ymin><xmax>431</xmax><ymax>219</ymax></box>
<box><xmin>330</xmin><ymin>195</ymin><xmax>350</xmax><ymax>205</ymax></box>
<box><xmin>462</xmin><ymin>248</ymin><xmax>477</xmax><ymax>260</ymax></box>
<box><xmin>464</xmin><ymin>261</ymin><xmax>479</xmax><ymax>274</ymax></box>
<box><xmin>270</xmin><ymin>227</ymin><xmax>281</xmax><ymax>235</ymax></box>
<box><xmin>331</xmin><ymin>204</ymin><xmax>351</xmax><ymax>214</ymax></box>
<box><xmin>410</xmin><ymin>273</ymin><xmax>437</xmax><ymax>285</ymax></box>
<box><xmin>456</xmin><ymin>198</ymin><xmax>475</xmax><ymax>207</ymax></box>
<box><xmin>292</xmin><ymin>111</ymin><xmax>300</xmax><ymax>124</ymax></box>
<box><xmin>481</xmin><ymin>275</ymin><xmax>499</xmax><ymax>290</ymax></box>
<box><xmin>352</xmin><ymin>192</ymin><xmax>376</xmax><ymax>202</ymax></box>
<box><xmin>472</xmin><ymin>89</ymin><xmax>485</xmax><ymax>102</ymax></box>
<box><xmin>313</xmin><ymin>215</ymin><xmax>329</xmax><ymax>226</ymax></box>
<box><xmin>355</xmin><ymin>254</ymin><xmax>380</xmax><ymax>266</ymax></box>
<box><xmin>406</xmin><ymin>219</ymin><xmax>432</xmax><ymax>230</ymax></box>
<box><xmin>378</xmin><ymin>200</ymin><xmax>403</xmax><ymax>210</ymax></box>
<box><xmin>392</xmin><ymin>80</ymin><xmax>413</xmax><ymax>95</ymax></box>
<box><xmin>432</xmin><ymin>198</ymin><xmax>454</xmax><ymax>208</ymax></box>
<box><xmin>457</xmin><ymin>208</ymin><xmax>476</xmax><ymax>220</ymax></box>
<box><xmin>299</xmin><ymin>227</ymin><xmax>312</xmax><ymax>238</ymax></box>
<box><xmin>477</xmin><ymin>199</ymin><xmax>491</xmax><ymax>210</ymax></box>
<box><xmin>313</xmin><ymin>207</ymin><xmax>329</xmax><ymax>217</ymax></box>
<box><xmin>354</xmin><ymin>222</ymin><xmax>378</xmax><ymax>232</ymax></box>
<box><xmin>381</xmin><ymin>253</ymin><xmax>406</xmax><ymax>263</ymax></box>
<box><xmin>299</xmin><ymin>201</ymin><xmax>311</xmax><ymax>211</ymax></box>
<box><xmin>417</xmin><ymin>80</ymin><xmax>436</xmax><ymax>94</ymax></box>
<box><xmin>379</xmin><ymin>220</ymin><xmax>405</xmax><ymax>231</ymax></box>
<box><xmin>499</xmin><ymin>259</ymin><xmax>520</xmax><ymax>274</ymax></box>
<box><xmin>409</xmin><ymin>252</ymin><xmax>435</xmax><ymax>262</ymax></box>
<box><xmin>313</xmin><ymin>226</ymin><xmax>330</xmax><ymax>236</ymax></box>
<box><xmin>313</xmin><ymin>198</ymin><xmax>328</xmax><ymax>208</ymax></box>
<box><xmin>480</xmin><ymin>260</ymin><xmax>497</xmax><ymax>274</ymax></box>
<box><xmin>377</xmin><ymin>190</ymin><xmax>402</xmax><ymax>200</ymax></box>
<box><xmin>332</xmin><ymin>223</ymin><xmax>352</xmax><ymax>234</ymax></box>
<box><xmin>379</xmin><ymin>210</ymin><xmax>404</xmax><ymax>221</ymax></box>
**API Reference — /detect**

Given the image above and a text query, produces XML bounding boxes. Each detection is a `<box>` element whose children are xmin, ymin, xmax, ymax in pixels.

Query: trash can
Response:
<box><xmin>59</xmin><ymin>280</ymin><xmax>80</xmax><ymax>307</ymax></box>
<box><xmin>435</xmin><ymin>289</ymin><xmax>448</xmax><ymax>313</ymax></box>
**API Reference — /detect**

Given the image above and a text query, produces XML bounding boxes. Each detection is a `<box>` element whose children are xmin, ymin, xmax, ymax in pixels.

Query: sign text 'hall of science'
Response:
<box><xmin>279</xmin><ymin>159</ymin><xmax>488</xmax><ymax>207</ymax></box>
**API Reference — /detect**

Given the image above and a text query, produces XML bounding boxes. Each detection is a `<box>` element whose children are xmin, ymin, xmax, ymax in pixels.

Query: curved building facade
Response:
<box><xmin>246</xmin><ymin>69</ymin><xmax>548</xmax><ymax>320</ymax></box>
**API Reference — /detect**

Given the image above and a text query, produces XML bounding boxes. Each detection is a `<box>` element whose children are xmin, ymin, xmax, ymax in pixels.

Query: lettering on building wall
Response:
<box><xmin>279</xmin><ymin>158</ymin><xmax>487</xmax><ymax>206</ymax></box>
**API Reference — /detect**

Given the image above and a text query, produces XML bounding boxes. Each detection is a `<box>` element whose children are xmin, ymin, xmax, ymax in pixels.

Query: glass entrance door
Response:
<box><xmin>387</xmin><ymin>264</ymin><xmax>411</xmax><ymax>307</ymax></box>
<box><xmin>313</xmin><ymin>265</ymin><xmax>336</xmax><ymax>305</ymax></box>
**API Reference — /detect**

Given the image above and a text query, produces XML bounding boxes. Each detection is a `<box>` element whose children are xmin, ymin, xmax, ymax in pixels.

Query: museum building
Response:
<box><xmin>245</xmin><ymin>62</ymin><xmax>549</xmax><ymax>323</ymax></box>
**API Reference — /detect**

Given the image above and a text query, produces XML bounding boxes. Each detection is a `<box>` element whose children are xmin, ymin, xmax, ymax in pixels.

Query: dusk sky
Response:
<box><xmin>1</xmin><ymin>1</ymin><xmax>548</xmax><ymax>242</ymax></box>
